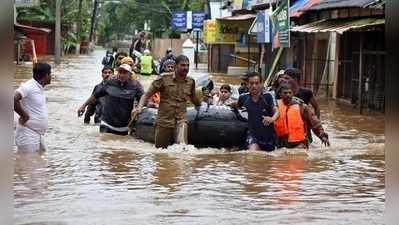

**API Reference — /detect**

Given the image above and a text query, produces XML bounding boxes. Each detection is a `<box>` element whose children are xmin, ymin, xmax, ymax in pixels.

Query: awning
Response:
<box><xmin>305</xmin><ymin>0</ymin><xmax>379</xmax><ymax>11</ymax></box>
<box><xmin>217</xmin><ymin>14</ymin><xmax>256</xmax><ymax>21</ymax></box>
<box><xmin>14</xmin><ymin>23</ymin><xmax>51</xmax><ymax>33</ymax></box>
<box><xmin>291</xmin><ymin>17</ymin><xmax>384</xmax><ymax>34</ymax></box>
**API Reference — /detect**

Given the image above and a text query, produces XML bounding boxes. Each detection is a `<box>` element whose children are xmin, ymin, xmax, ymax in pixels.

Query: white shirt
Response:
<box><xmin>15</xmin><ymin>78</ymin><xmax>48</xmax><ymax>135</ymax></box>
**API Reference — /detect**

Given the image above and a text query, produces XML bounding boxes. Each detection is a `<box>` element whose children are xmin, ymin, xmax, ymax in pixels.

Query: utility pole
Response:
<box><xmin>55</xmin><ymin>0</ymin><xmax>62</xmax><ymax>65</ymax></box>
<box><xmin>76</xmin><ymin>0</ymin><xmax>83</xmax><ymax>54</ymax></box>
<box><xmin>195</xmin><ymin>30</ymin><xmax>199</xmax><ymax>69</ymax></box>
<box><xmin>89</xmin><ymin>0</ymin><xmax>100</xmax><ymax>43</ymax></box>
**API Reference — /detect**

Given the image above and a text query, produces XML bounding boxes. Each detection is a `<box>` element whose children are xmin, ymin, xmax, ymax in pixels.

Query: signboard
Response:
<box><xmin>256</xmin><ymin>9</ymin><xmax>271</xmax><ymax>43</ymax></box>
<box><xmin>203</xmin><ymin>20</ymin><xmax>216</xmax><ymax>44</ymax></box>
<box><xmin>204</xmin><ymin>19</ymin><xmax>252</xmax><ymax>44</ymax></box>
<box><xmin>15</xmin><ymin>0</ymin><xmax>40</xmax><ymax>7</ymax></box>
<box><xmin>216</xmin><ymin>21</ymin><xmax>238</xmax><ymax>44</ymax></box>
<box><xmin>271</xmin><ymin>0</ymin><xmax>290</xmax><ymax>48</ymax></box>
<box><xmin>171</xmin><ymin>11</ymin><xmax>187</xmax><ymax>31</ymax></box>
<box><xmin>192</xmin><ymin>11</ymin><xmax>206</xmax><ymax>30</ymax></box>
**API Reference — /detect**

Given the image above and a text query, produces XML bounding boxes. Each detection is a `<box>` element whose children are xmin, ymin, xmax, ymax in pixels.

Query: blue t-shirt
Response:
<box><xmin>238</xmin><ymin>91</ymin><xmax>276</xmax><ymax>141</ymax></box>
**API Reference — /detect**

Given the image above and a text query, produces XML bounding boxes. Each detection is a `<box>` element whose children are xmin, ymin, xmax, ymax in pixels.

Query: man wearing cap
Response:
<box><xmin>78</xmin><ymin>64</ymin><xmax>143</xmax><ymax>135</ymax></box>
<box><xmin>133</xmin><ymin>55</ymin><xmax>202</xmax><ymax>148</ymax></box>
<box><xmin>120</xmin><ymin>56</ymin><xmax>138</xmax><ymax>79</ymax></box>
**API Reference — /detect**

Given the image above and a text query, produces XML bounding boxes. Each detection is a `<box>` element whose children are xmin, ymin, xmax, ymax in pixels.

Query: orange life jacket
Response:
<box><xmin>274</xmin><ymin>99</ymin><xmax>306</xmax><ymax>143</ymax></box>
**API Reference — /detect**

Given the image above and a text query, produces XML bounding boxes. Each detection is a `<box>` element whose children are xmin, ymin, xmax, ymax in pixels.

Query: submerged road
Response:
<box><xmin>14</xmin><ymin>50</ymin><xmax>385</xmax><ymax>225</ymax></box>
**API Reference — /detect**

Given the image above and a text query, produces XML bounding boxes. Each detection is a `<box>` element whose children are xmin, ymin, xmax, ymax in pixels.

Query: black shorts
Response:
<box><xmin>246</xmin><ymin>133</ymin><xmax>275</xmax><ymax>151</ymax></box>
<box><xmin>99</xmin><ymin>125</ymin><xmax>128</xmax><ymax>136</ymax></box>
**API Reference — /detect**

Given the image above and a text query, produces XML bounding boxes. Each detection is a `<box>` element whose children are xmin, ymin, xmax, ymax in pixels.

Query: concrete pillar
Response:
<box><xmin>332</xmin><ymin>33</ymin><xmax>341</xmax><ymax>99</ymax></box>
<box><xmin>182</xmin><ymin>39</ymin><xmax>195</xmax><ymax>66</ymax></box>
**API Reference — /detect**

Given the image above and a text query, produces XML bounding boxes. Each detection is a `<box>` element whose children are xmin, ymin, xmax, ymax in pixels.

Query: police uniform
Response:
<box><xmin>147</xmin><ymin>72</ymin><xmax>196</xmax><ymax>148</ymax></box>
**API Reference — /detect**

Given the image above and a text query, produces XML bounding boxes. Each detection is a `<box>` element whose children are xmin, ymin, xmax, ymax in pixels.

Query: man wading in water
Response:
<box><xmin>274</xmin><ymin>83</ymin><xmax>330</xmax><ymax>148</ymax></box>
<box><xmin>78</xmin><ymin>64</ymin><xmax>143</xmax><ymax>135</ymax></box>
<box><xmin>133</xmin><ymin>55</ymin><xmax>202</xmax><ymax>148</ymax></box>
<box><xmin>232</xmin><ymin>72</ymin><xmax>279</xmax><ymax>151</ymax></box>
<box><xmin>14</xmin><ymin>62</ymin><xmax>52</xmax><ymax>152</ymax></box>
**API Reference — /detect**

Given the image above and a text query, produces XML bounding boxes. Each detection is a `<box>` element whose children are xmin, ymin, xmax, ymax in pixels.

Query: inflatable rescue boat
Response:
<box><xmin>134</xmin><ymin>104</ymin><xmax>248</xmax><ymax>148</ymax></box>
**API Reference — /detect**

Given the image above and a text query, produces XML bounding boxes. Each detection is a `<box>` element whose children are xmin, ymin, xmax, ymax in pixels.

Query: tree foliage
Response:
<box><xmin>16</xmin><ymin>0</ymin><xmax>93</xmax><ymax>53</ymax></box>
<box><xmin>15</xmin><ymin>0</ymin><xmax>206</xmax><ymax>49</ymax></box>
<box><xmin>97</xmin><ymin>0</ymin><xmax>206</xmax><ymax>44</ymax></box>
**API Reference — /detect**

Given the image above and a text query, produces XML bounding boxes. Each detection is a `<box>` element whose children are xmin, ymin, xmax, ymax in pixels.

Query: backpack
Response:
<box><xmin>102</xmin><ymin>53</ymin><xmax>114</xmax><ymax>66</ymax></box>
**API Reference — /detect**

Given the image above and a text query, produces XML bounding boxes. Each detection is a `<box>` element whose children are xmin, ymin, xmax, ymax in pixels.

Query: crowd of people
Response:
<box><xmin>14</xmin><ymin>44</ymin><xmax>330</xmax><ymax>152</ymax></box>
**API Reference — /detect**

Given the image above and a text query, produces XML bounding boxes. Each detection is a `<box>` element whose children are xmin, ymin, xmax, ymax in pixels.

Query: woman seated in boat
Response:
<box><xmin>213</xmin><ymin>84</ymin><xmax>235</xmax><ymax>106</ymax></box>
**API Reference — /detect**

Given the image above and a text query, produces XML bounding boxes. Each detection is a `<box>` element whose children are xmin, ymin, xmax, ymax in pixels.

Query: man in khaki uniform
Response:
<box><xmin>133</xmin><ymin>55</ymin><xmax>201</xmax><ymax>148</ymax></box>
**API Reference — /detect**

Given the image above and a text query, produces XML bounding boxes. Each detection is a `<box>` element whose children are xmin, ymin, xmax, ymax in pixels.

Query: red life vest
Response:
<box><xmin>274</xmin><ymin>99</ymin><xmax>306</xmax><ymax>143</ymax></box>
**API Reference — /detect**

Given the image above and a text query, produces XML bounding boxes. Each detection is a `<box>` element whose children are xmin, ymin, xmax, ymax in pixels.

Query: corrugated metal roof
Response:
<box><xmin>306</xmin><ymin>0</ymin><xmax>378</xmax><ymax>11</ymax></box>
<box><xmin>217</xmin><ymin>14</ymin><xmax>256</xmax><ymax>21</ymax></box>
<box><xmin>290</xmin><ymin>0</ymin><xmax>321</xmax><ymax>17</ymax></box>
<box><xmin>291</xmin><ymin>17</ymin><xmax>384</xmax><ymax>34</ymax></box>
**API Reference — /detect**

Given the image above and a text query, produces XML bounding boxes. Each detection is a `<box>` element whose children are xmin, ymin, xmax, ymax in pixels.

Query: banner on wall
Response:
<box><xmin>270</xmin><ymin>0</ymin><xmax>290</xmax><ymax>48</ymax></box>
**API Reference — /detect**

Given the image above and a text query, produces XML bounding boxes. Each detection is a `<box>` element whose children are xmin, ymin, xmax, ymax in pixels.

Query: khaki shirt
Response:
<box><xmin>148</xmin><ymin>72</ymin><xmax>196</xmax><ymax>128</ymax></box>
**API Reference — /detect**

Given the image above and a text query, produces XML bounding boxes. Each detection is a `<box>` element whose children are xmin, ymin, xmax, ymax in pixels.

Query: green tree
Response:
<box><xmin>16</xmin><ymin>0</ymin><xmax>93</xmax><ymax>54</ymax></box>
<box><xmin>96</xmin><ymin>0</ymin><xmax>206</xmax><ymax>44</ymax></box>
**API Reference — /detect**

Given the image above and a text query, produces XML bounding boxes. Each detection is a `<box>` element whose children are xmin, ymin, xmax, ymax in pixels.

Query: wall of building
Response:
<box><xmin>152</xmin><ymin>38</ymin><xmax>186</xmax><ymax>59</ymax></box>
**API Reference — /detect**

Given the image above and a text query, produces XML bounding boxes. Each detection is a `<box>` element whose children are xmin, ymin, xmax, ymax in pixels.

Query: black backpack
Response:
<box><xmin>102</xmin><ymin>53</ymin><xmax>114</xmax><ymax>67</ymax></box>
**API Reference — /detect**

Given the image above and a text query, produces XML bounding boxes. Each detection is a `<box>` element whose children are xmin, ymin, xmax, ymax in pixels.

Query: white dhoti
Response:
<box><xmin>15</xmin><ymin>124</ymin><xmax>46</xmax><ymax>152</ymax></box>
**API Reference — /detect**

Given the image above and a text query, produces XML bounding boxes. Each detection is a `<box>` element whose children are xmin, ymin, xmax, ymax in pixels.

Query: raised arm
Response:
<box><xmin>77</xmin><ymin>84</ymin><xmax>107</xmax><ymax>117</ymax></box>
<box><xmin>77</xmin><ymin>95</ymin><xmax>97</xmax><ymax>117</ymax></box>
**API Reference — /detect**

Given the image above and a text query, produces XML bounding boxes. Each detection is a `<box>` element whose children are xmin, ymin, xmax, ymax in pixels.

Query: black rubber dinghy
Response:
<box><xmin>134</xmin><ymin>104</ymin><xmax>248</xmax><ymax>148</ymax></box>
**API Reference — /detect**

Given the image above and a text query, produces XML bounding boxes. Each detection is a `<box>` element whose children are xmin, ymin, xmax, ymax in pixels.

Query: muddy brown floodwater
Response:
<box><xmin>14</xmin><ymin>50</ymin><xmax>384</xmax><ymax>225</ymax></box>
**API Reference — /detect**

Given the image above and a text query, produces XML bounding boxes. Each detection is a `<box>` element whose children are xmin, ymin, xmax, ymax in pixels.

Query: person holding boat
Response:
<box><xmin>274</xmin><ymin>83</ymin><xmax>330</xmax><ymax>148</ymax></box>
<box><xmin>133</xmin><ymin>55</ymin><xmax>202</xmax><ymax>148</ymax></box>
<box><xmin>78</xmin><ymin>64</ymin><xmax>143</xmax><ymax>135</ymax></box>
<box><xmin>232</xmin><ymin>72</ymin><xmax>279</xmax><ymax>152</ymax></box>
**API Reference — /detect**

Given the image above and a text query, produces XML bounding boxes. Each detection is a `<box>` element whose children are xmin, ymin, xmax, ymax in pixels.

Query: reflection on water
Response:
<box><xmin>14</xmin><ymin>51</ymin><xmax>384</xmax><ymax>225</ymax></box>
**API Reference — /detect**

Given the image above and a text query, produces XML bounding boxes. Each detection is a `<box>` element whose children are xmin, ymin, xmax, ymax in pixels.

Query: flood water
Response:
<box><xmin>14</xmin><ymin>50</ymin><xmax>384</xmax><ymax>225</ymax></box>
